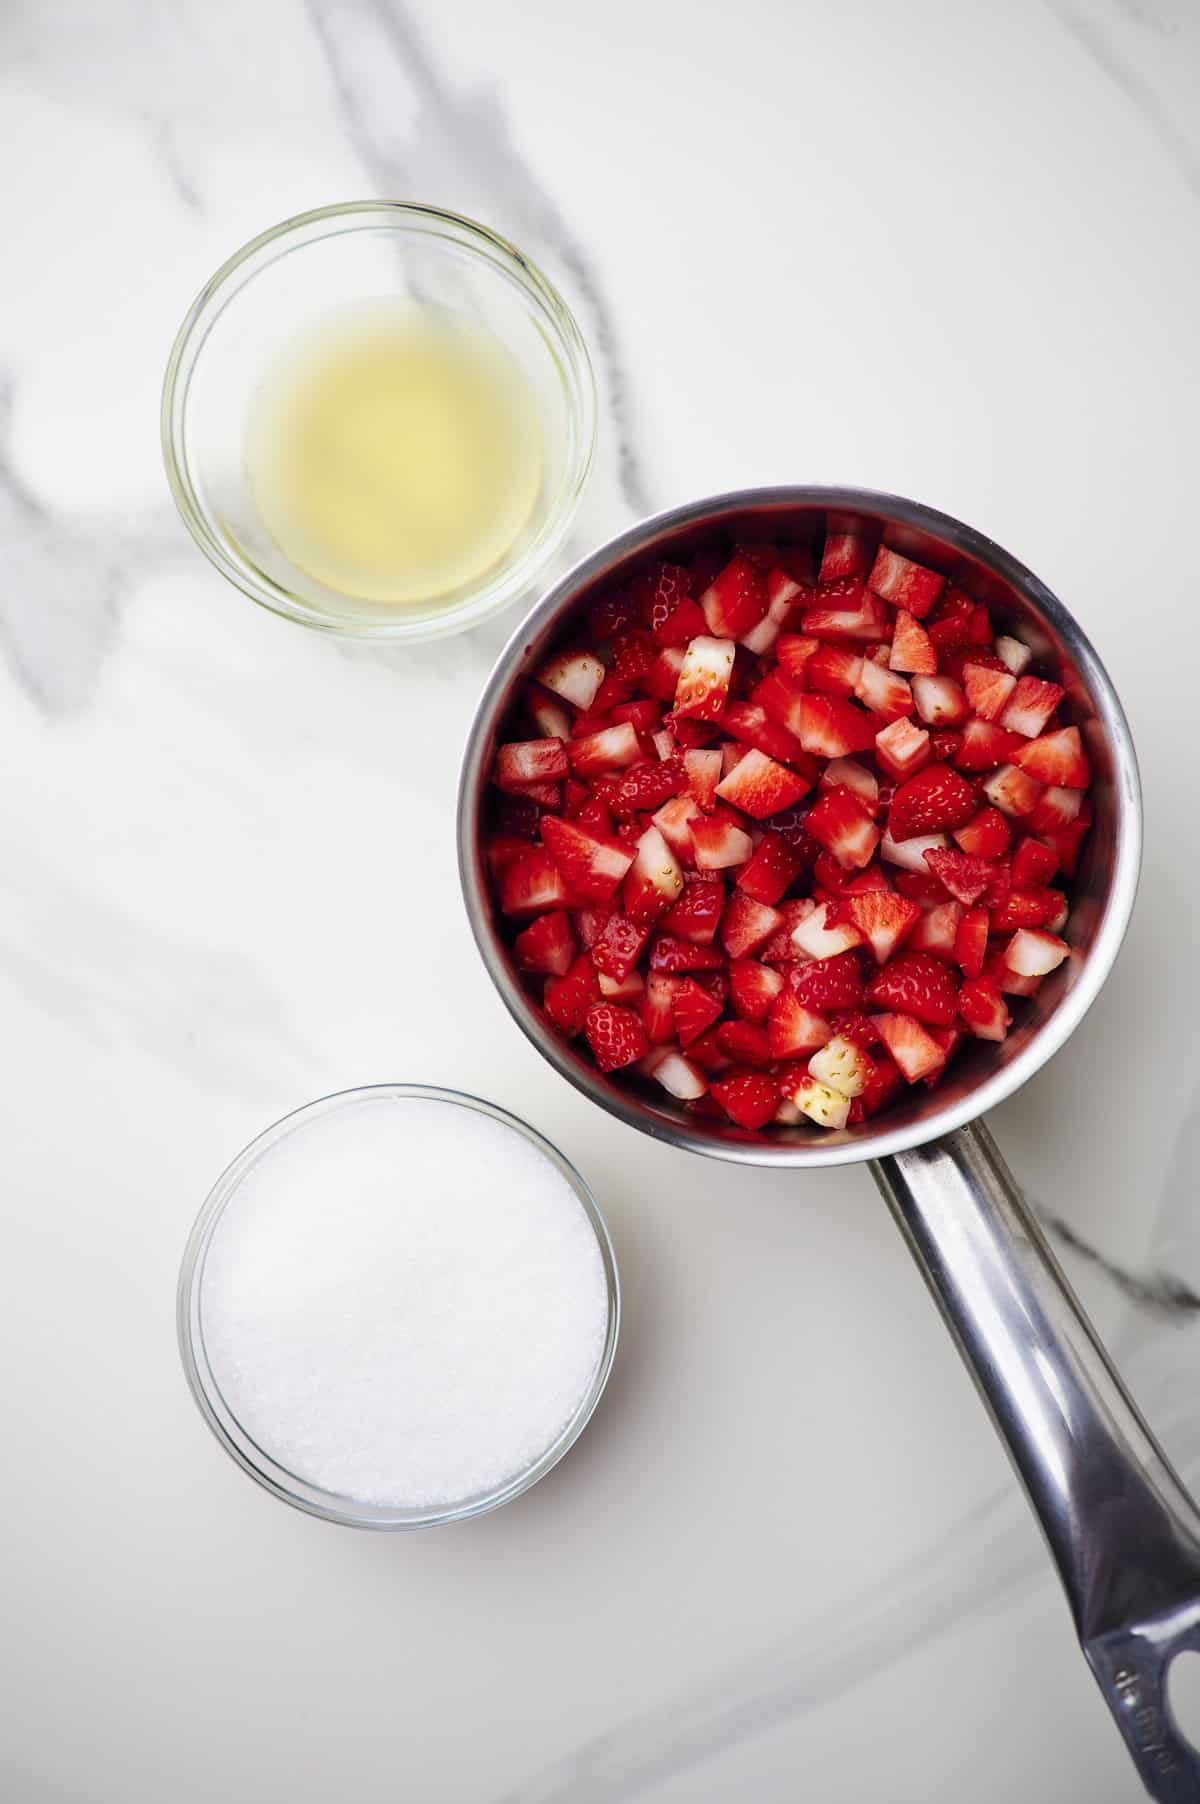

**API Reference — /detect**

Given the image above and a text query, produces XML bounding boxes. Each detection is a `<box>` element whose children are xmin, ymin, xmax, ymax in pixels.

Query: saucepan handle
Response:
<box><xmin>871</xmin><ymin>1120</ymin><xmax>1200</xmax><ymax>1800</ymax></box>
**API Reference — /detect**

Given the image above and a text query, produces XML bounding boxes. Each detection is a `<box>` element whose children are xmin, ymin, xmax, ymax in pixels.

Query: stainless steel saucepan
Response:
<box><xmin>457</xmin><ymin>487</ymin><xmax>1200</xmax><ymax>1798</ymax></box>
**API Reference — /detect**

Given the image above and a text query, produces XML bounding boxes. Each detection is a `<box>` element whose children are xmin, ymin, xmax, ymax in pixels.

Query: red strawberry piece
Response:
<box><xmin>653</xmin><ymin>598</ymin><xmax>708</xmax><ymax>647</ymax></box>
<box><xmin>755</xmin><ymin>898</ymin><xmax>813</xmax><ymax>960</ymax></box>
<box><xmin>514</xmin><ymin>910</ymin><xmax>576</xmax><ymax>977</ymax></box>
<box><xmin>790</xmin><ymin>950</ymin><xmax>865</xmax><ymax>1010</ymax></box>
<box><xmin>486</xmin><ymin>832</ymin><xmax>533</xmax><ymax>877</ymax></box>
<box><xmin>794</xmin><ymin>694</ymin><xmax>877</xmax><ymax>758</ymax></box>
<box><xmin>500</xmin><ymin>847</ymin><xmax>572</xmax><ymax>916</ymax></box>
<box><xmin>1011</xmin><ymin>836</ymin><xmax>1059</xmax><ymax>888</ymax></box>
<box><xmin>541</xmin><ymin>814</ymin><xmax>635</xmax><ymax>902</ymax></box>
<box><xmin>875</xmin><ymin>716</ymin><xmax>932</xmax><ymax>782</ymax></box>
<box><xmin>682</xmin><ymin>747</ymin><xmax>723</xmax><ymax>811</ymax></box>
<box><xmin>963</xmin><ymin>662</ymin><xmax>1017</xmax><ymax>721</ymax></box>
<box><xmin>543</xmin><ymin>954</ymin><xmax>601</xmax><ymax>1034</ymax></box>
<box><xmin>588</xmin><ymin>589</ymin><xmax>638</xmax><ymax>640</ymax></box>
<box><xmin>867</xmin><ymin>950</ymin><xmax>960</xmax><ymax>1025</ymax></box>
<box><xmin>662</xmin><ymin>873</ymin><xmax>723</xmax><ymax>943</ymax></box>
<box><xmin>767</xmin><ymin>990</ymin><xmax>832</xmax><ymax>1058</ymax></box>
<box><xmin>955</xmin><ymin>906</ymin><xmax>989</xmax><ymax>979</ymax></box>
<box><xmin>928</xmin><ymin>730</ymin><xmax>963</xmax><ymax>764</ymax></box>
<box><xmin>527</xmin><ymin>686</ymin><xmax>573</xmax><ymax>740</ymax></box>
<box><xmin>610</xmin><ymin>756</ymin><xmax>687</xmax><ymax>818</ymax></box>
<box><xmin>868</xmin><ymin>546</ymin><xmax>945</xmax><ymax>618</ymax></box>
<box><xmin>642</xmin><ymin>645</ymin><xmax>687</xmax><ymax>702</ymax></box>
<box><xmin>985</xmin><ymin>946</ymin><xmax>1041</xmax><ymax>997</ymax></box>
<box><xmin>844</xmin><ymin>890</ymin><xmax>921</xmax><ymax>964</ymax></box>
<box><xmin>590</xmin><ymin>673</ymin><xmax>633</xmax><ymax>715</ymax></box>
<box><xmin>563</xmin><ymin>779</ymin><xmax>591</xmax><ymax>818</ymax></box>
<box><xmin>494</xmin><ymin>738</ymin><xmax>570</xmax><ymax>792</ymax></box>
<box><xmin>736</xmin><ymin>830</ymin><xmax>804</xmax><ymax>904</ymax></box>
<box><xmin>515</xmin><ymin>780</ymin><xmax>562</xmax><ymax>810</ymax></box>
<box><xmin>492</xmin><ymin>794</ymin><xmax>544</xmax><ymax>839</ymax></box>
<box><xmin>596</xmin><ymin>966</ymin><xmax>645</xmax><ymax>1003</ymax></box>
<box><xmin>672</xmin><ymin>977</ymin><xmax>724</xmax><ymax>1048</ymax></box>
<box><xmin>821</xmin><ymin>756</ymin><xmax>880</xmax><ymax>815</ymax></box>
<box><xmin>691</xmin><ymin>967</ymin><xmax>730</xmax><ymax>1008</ymax></box>
<box><xmin>926</xmin><ymin>587</ymin><xmax>976</xmax><ymax>651</ymax></box>
<box><xmin>893</xmin><ymin>868</ymin><xmax>950</xmax><ymax>905</ymax></box>
<box><xmin>954</xmin><ymin>716</ymin><xmax>1026</xmax><ymax>772</ymax></box>
<box><xmin>889</xmin><ymin>609</ymin><xmax>937</xmax><ymax>674</ymax></box>
<box><xmin>805</xmin><ymin>786</ymin><xmax>880</xmax><ymax>871</ymax></box>
<box><xmin>538</xmin><ymin>648</ymin><xmax>606</xmax><ymax>711</ymax></box>
<box><xmin>820</xmin><ymin>530</ymin><xmax>872</xmax><ymax>581</ymax></box>
<box><xmin>652</xmin><ymin>794</ymin><xmax>704</xmax><ymax>862</ymax></box>
<box><xmin>691</xmin><ymin>809</ymin><xmax>754</xmax><ymax>870</ymax></box>
<box><xmin>673</xmin><ymin>635</ymin><xmax>735</xmax><ymax>721</ymax></box>
<box><xmin>721</xmin><ymin>699</ymin><xmax>812</xmax><ymax>766</ymax></box>
<box><xmin>590</xmin><ymin>911</ymin><xmax>650</xmax><ymax>982</ymax></box>
<box><xmin>912</xmin><ymin>674</ymin><xmax>967</xmax><ymax>728</ymax></box>
<box><xmin>683</xmin><ymin>1026</ymin><xmax>729</xmax><ymax>1074</ymax></box>
<box><xmin>623</xmin><ymin>823</ymin><xmax>685</xmax><ymax>923</ymax></box>
<box><xmin>777</xmin><ymin>634</ymin><xmax>820</xmax><ymax>683</ymax></box>
<box><xmin>766</xmin><ymin>806</ymin><xmax>821</xmax><ymax>862</ymax></box>
<box><xmin>856</xmin><ymin>658</ymin><xmax>913</xmax><ymax>720</ymax></box>
<box><xmin>710</xmin><ymin>1069</ymin><xmax>780</xmax><ymax>1130</ymax></box>
<box><xmin>989</xmin><ymin>888</ymin><xmax>1067</xmax><ymax>932</ymax></box>
<box><xmin>585</xmin><ymin>1001</ymin><xmax>649</xmax><ymax>1072</ymax></box>
<box><xmin>1026</xmin><ymin>784</ymin><xmax>1084</xmax><ymax>835</ymax></box>
<box><xmin>827</xmin><ymin>1010</ymin><xmax>880</xmax><ymax>1050</ymax></box>
<box><xmin>952</xmin><ymin>805</ymin><xmax>1011</xmax><ymax>859</ymax></box>
<box><xmin>958</xmin><ymin>977</ymin><xmax>1011</xmax><ymax>1042</ymax></box>
<box><xmin>889</xmin><ymin>763</ymin><xmax>977</xmax><ymax>841</ymax></box>
<box><xmin>923</xmin><ymin>846</ymin><xmax>998</xmax><ymax>906</ymax></box>
<box><xmin>1044</xmin><ymin>816</ymin><xmax>1090</xmax><ymax>877</ymax></box>
<box><xmin>567</xmin><ymin>721</ymin><xmax>642</xmax><ymax>776</ymax></box>
<box><xmin>715</xmin><ymin>747</ymin><xmax>812</xmax><ymax>820</ymax></box>
<box><xmin>923</xmin><ymin>1023</ymin><xmax>964</xmax><ymax>1086</ymax></box>
<box><xmin>907</xmin><ymin>901</ymin><xmax>963</xmax><ymax>961</ymax></box>
<box><xmin>716</xmin><ymin>1020</ymin><xmax>774</xmax><ymax>1067</ymax></box>
<box><xmin>1013</xmin><ymin>725</ymin><xmax>1090</xmax><ymax>788</ymax></box>
<box><xmin>721</xmin><ymin>891</ymin><xmax>784</xmax><ymax>959</ymax></box>
<box><xmin>1000</xmin><ymin>675</ymin><xmax>1065</xmax><ymax>738</ymax></box>
<box><xmin>571</xmin><ymin>707</ymin><xmax>614</xmax><ymax>739</ymax></box>
<box><xmin>981</xmin><ymin>762</ymin><xmax>1044</xmax><ymax>817</ymax></box>
<box><xmin>699</xmin><ymin>555</ymin><xmax>769</xmax><ymax>639</ymax></box>
<box><xmin>858</xmin><ymin>1052</ymin><xmax>905</xmax><ymax>1116</ymax></box>
<box><xmin>630</xmin><ymin>560</ymin><xmax>691</xmax><ymax>628</ymax></box>
<box><xmin>813</xmin><ymin>849</ymin><xmax>854</xmax><ymax>896</ymax></box>
<box><xmin>649</xmin><ymin>934</ymin><xmax>728</xmax><ymax>974</ymax></box>
<box><xmin>573</xmin><ymin>904</ymin><xmax>615</xmax><ymax>948</ymax></box>
<box><xmin>610</xmin><ymin>697</ymin><xmax>663</xmax><ymax>734</ymax></box>
<box><xmin>740</xmin><ymin>572</ymin><xmax>805</xmax><ymax>656</ymax></box>
<box><xmin>807</xmin><ymin>644</ymin><xmax>865</xmax><ymax>700</ymax></box>
<box><xmin>965</xmin><ymin>603</ymin><xmax>993</xmax><ymax>644</ymax></box>
<box><xmin>754</xmin><ymin>667</ymin><xmax>809</xmax><ymax>738</ymax></box>
<box><xmin>610</xmin><ymin>628</ymin><xmax>657</xmax><ymax>686</ymax></box>
<box><xmin>729</xmin><ymin>959</ymin><xmax>785</xmax><ymax>1022</ymax></box>
<box><xmin>801</xmin><ymin>583</ymin><xmax>888</xmax><ymax>642</ymax></box>
<box><xmin>872</xmin><ymin>1012</ymin><xmax>945</xmax><ymax>1081</ymax></box>
<box><xmin>640</xmin><ymin>973</ymin><xmax>679</xmax><ymax>1045</ymax></box>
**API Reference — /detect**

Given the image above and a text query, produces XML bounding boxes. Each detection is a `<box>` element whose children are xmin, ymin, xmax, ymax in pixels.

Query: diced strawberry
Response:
<box><xmin>825</xmin><ymin>1010</ymin><xmax>879</xmax><ymax>1050</ymax></box>
<box><xmin>597</xmin><ymin>965</ymin><xmax>645</xmax><ymax>1002</ymax></box>
<box><xmin>649</xmin><ymin>934</ymin><xmax>728</xmax><ymax>974</ymax></box>
<box><xmin>875</xmin><ymin>716</ymin><xmax>932</xmax><ymax>782</ymax></box>
<box><xmin>640</xmin><ymin>973</ymin><xmax>679</xmax><ymax>1045</ymax></box>
<box><xmin>1043</xmin><ymin>816</ymin><xmax>1090</xmax><ymax>876</ymax></box>
<box><xmin>822</xmin><ymin>757</ymin><xmax>880</xmax><ymax>815</ymax></box>
<box><xmin>588</xmin><ymin>589</ymin><xmax>637</xmax><ymax>640</ymax></box>
<box><xmin>867</xmin><ymin>950</ymin><xmax>960</xmax><ymax>1026</ymax></box>
<box><xmin>855</xmin><ymin>658</ymin><xmax>914</xmax><ymax>720</ymax></box>
<box><xmin>792</xmin><ymin>900</ymin><xmax>865</xmax><ymax>959</ymax></box>
<box><xmin>754</xmin><ymin>668</ymin><xmax>809</xmax><ymax>740</ymax></box>
<box><xmin>715</xmin><ymin>1020</ymin><xmax>774</xmax><ymax>1067</ymax></box>
<box><xmin>911</xmin><ymin>675</ymin><xmax>967</xmax><ymax>727</ymax></box>
<box><xmin>952</xmin><ymin>806</ymin><xmax>1012</xmax><ymax>859</ymax></box>
<box><xmin>492</xmin><ymin>794</ymin><xmax>545</xmax><ymax>839</ymax></box>
<box><xmin>740</xmin><ymin>573</ymin><xmax>804</xmax><ymax>656</ymax></box>
<box><xmin>963</xmin><ymin>662</ymin><xmax>1017</xmax><ymax>722</ymax></box>
<box><xmin>981</xmin><ymin>763</ymin><xmax>1044</xmax><ymax>817</ymax></box>
<box><xmin>794</xmin><ymin>694</ymin><xmax>877</xmax><ymax>758</ymax></box>
<box><xmin>844</xmin><ymin>890</ymin><xmax>921</xmax><ymax>963</ymax></box>
<box><xmin>1013</xmin><ymin>725</ymin><xmax>1090</xmax><ymax>788</ymax></box>
<box><xmin>567</xmin><ymin>721</ymin><xmax>643</xmax><ymax>776</ymax></box>
<box><xmin>1026</xmin><ymin>785</ymin><xmax>1084</xmax><ymax>835</ymax></box>
<box><xmin>1011</xmin><ymin>837</ymin><xmax>1060</xmax><ymax>888</ymax></box>
<box><xmin>789</xmin><ymin>950</ymin><xmax>865</xmax><ymax>1010</ymax></box>
<box><xmin>1004</xmin><ymin>927</ymin><xmax>1070</xmax><ymax>977</ymax></box>
<box><xmin>585</xmin><ymin>1001</ymin><xmax>648</xmax><ymax>1072</ymax></box>
<box><xmin>528</xmin><ymin>688</ymin><xmax>573</xmax><ymax>740</ymax></box>
<box><xmin>958</xmin><ymin>977</ymin><xmax>1011</xmax><ymax>1042</ymax></box>
<box><xmin>611</xmin><ymin>697</ymin><xmax>663</xmax><ymax>733</ymax></box>
<box><xmin>699</xmin><ymin>555</ymin><xmax>769</xmax><ymax>640</ymax></box>
<box><xmin>1000</xmin><ymin>675</ymin><xmax>1065</xmax><ymax>738</ymax></box>
<box><xmin>541</xmin><ymin>814</ymin><xmax>635</xmax><ymax>902</ymax></box>
<box><xmin>721</xmin><ymin>891</ymin><xmax>784</xmax><ymax>959</ymax></box>
<box><xmin>858</xmin><ymin>1052</ymin><xmax>905</xmax><ymax>1116</ymax></box>
<box><xmin>661</xmin><ymin>872</ymin><xmax>723</xmax><ymax>944</ymax></box>
<box><xmin>777</xmin><ymin>634</ymin><xmax>820</xmax><ymax>683</ymax></box>
<box><xmin>672</xmin><ymin>977</ymin><xmax>724</xmax><ymax>1048</ymax></box>
<box><xmin>515</xmin><ymin>780</ymin><xmax>562</xmax><ymax>810</ymax></box>
<box><xmin>868</xmin><ymin>546</ymin><xmax>945</xmax><ymax>618</ymax></box>
<box><xmin>572</xmin><ymin>905</ymin><xmax>615</xmax><ymax>949</ymax></box>
<box><xmin>805</xmin><ymin>786</ymin><xmax>880</xmax><ymax>870</ymax></box>
<box><xmin>889</xmin><ymin>763</ymin><xmax>977</xmax><ymax>840</ymax></box>
<box><xmin>722</xmin><ymin>700</ymin><xmax>812</xmax><ymax>765</ymax></box>
<box><xmin>929</xmin><ymin>730</ymin><xmax>962</xmax><ymax>763</ymax></box>
<box><xmin>563</xmin><ymin>779</ymin><xmax>592</xmax><ymax>818</ymax></box>
<box><xmin>607</xmin><ymin>629</ymin><xmax>655</xmax><ymax>689</ymax></box>
<box><xmin>954</xmin><ymin>717</ymin><xmax>1026</xmax><ymax>772</ymax></box>
<box><xmin>514</xmin><ymin>910</ymin><xmax>576</xmax><ymax>977</ymax></box>
<box><xmin>674</xmin><ymin>635</ymin><xmax>736</xmax><ymax>721</ymax></box>
<box><xmin>927</xmin><ymin>587</ymin><xmax>976</xmax><ymax>652</ymax></box>
<box><xmin>691</xmin><ymin>810</ymin><xmax>754</xmax><ymax>870</ymax></box>
<box><xmin>808</xmin><ymin>1033</ymin><xmax>874</xmax><ymax>1099</ymax></box>
<box><xmin>808</xmin><ymin>644</ymin><xmax>865</xmax><ymax>700</ymax></box>
<box><xmin>908</xmin><ymin>900</ymin><xmax>964</xmax><ymax>961</ymax></box>
<box><xmin>608</xmin><ymin>756</ymin><xmax>686</xmax><ymax>818</ymax></box>
<box><xmin>640</xmin><ymin>1046</ymin><xmax>708</xmax><ymax>1100</ymax></box>
<box><xmin>682</xmin><ymin>747</ymin><xmax>723</xmax><ymax>811</ymax></box>
<box><xmin>729</xmin><ymin>959</ymin><xmax>785</xmax><ymax>1022</ymax></box>
<box><xmin>685</xmin><ymin>1026</ymin><xmax>731</xmax><ymax>1074</ymax></box>
<box><xmin>989</xmin><ymin>888</ymin><xmax>1068</xmax><ymax>932</ymax></box>
<box><xmin>642</xmin><ymin>645</ymin><xmax>687</xmax><ymax>701</ymax></box>
<box><xmin>801</xmin><ymin>583</ymin><xmax>888</xmax><ymax>642</ymax></box>
<box><xmin>767</xmin><ymin>990</ymin><xmax>832</xmax><ymax>1058</ymax></box>
<box><xmin>622</xmin><ymin>824</ymin><xmax>684</xmax><ymax>923</ymax></box>
<box><xmin>889</xmin><ymin>609</ymin><xmax>937</xmax><ymax>674</ymax></box>
<box><xmin>893</xmin><ymin>868</ymin><xmax>952</xmax><ymax>905</ymax></box>
<box><xmin>710</xmin><ymin>1069</ymin><xmax>781</xmax><ymax>1130</ymax></box>
<box><xmin>590</xmin><ymin>912</ymin><xmax>651</xmax><ymax>982</ymax></box>
<box><xmin>985</xmin><ymin>947</ymin><xmax>1041</xmax><ymax>997</ymax></box>
<box><xmin>923</xmin><ymin>1023</ymin><xmax>964</xmax><ymax>1085</ymax></box>
<box><xmin>486</xmin><ymin>832</ymin><xmax>533</xmax><ymax>877</ymax></box>
<box><xmin>955</xmin><ymin>906</ymin><xmax>989</xmax><ymax>979</ymax></box>
<box><xmin>715</xmin><ymin>748</ymin><xmax>811</xmax><ymax>820</ymax></box>
<box><xmin>543</xmin><ymin>954</ymin><xmax>601</xmax><ymax>1034</ymax></box>
<box><xmin>652</xmin><ymin>794</ymin><xmax>704</xmax><ymax>862</ymax></box>
<box><xmin>820</xmin><ymin>531</ymin><xmax>872</xmax><ymax>581</ymax></box>
<box><xmin>923</xmin><ymin>846</ymin><xmax>998</xmax><ymax>906</ymax></box>
<box><xmin>537</xmin><ymin>649</ymin><xmax>606</xmax><ymax>711</ymax></box>
<box><xmin>629</xmin><ymin>562</ymin><xmax>696</xmax><ymax>641</ymax></box>
<box><xmin>495</xmin><ymin>738</ymin><xmax>570</xmax><ymax>792</ymax></box>
<box><xmin>500</xmin><ymin>847</ymin><xmax>572</xmax><ymax>916</ymax></box>
<box><xmin>872</xmin><ymin>1012</ymin><xmax>944</xmax><ymax>1081</ymax></box>
<box><xmin>737</xmin><ymin>831</ymin><xmax>805</xmax><ymax>905</ymax></box>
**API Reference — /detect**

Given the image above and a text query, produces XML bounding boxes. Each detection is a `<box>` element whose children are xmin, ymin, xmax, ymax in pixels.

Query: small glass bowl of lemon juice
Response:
<box><xmin>162</xmin><ymin>203</ymin><xmax>596</xmax><ymax>639</ymax></box>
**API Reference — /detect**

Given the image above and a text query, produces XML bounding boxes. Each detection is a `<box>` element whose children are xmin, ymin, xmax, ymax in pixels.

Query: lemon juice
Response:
<box><xmin>243</xmin><ymin>298</ymin><xmax>543</xmax><ymax>605</ymax></box>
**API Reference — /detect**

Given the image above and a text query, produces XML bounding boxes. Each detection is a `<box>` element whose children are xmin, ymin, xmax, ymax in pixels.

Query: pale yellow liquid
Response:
<box><xmin>243</xmin><ymin>300</ymin><xmax>544</xmax><ymax>605</ymax></box>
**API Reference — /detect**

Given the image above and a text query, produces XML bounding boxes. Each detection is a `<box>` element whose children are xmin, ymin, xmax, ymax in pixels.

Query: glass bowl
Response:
<box><xmin>177</xmin><ymin>1085</ymin><xmax>620</xmax><ymax>1529</ymax></box>
<box><xmin>161</xmin><ymin>203</ymin><xmax>596</xmax><ymax>640</ymax></box>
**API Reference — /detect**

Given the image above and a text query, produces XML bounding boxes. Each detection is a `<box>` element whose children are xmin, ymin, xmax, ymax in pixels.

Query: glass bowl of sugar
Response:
<box><xmin>178</xmin><ymin>1086</ymin><xmax>619</xmax><ymax>1527</ymax></box>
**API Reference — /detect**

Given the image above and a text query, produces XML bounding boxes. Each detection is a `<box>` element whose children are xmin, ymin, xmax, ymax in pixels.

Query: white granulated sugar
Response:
<box><xmin>200</xmin><ymin>1096</ymin><xmax>609</xmax><ymax>1509</ymax></box>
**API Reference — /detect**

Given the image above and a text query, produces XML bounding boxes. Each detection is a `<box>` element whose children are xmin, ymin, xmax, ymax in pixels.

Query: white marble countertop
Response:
<box><xmin>4</xmin><ymin>1</ymin><xmax>1200</xmax><ymax>1798</ymax></box>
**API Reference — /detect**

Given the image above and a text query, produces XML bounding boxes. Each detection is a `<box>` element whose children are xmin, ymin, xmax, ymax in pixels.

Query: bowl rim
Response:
<box><xmin>160</xmin><ymin>200</ymin><xmax>597</xmax><ymax>642</ymax></box>
<box><xmin>177</xmin><ymin>1082</ymin><xmax>620</xmax><ymax>1528</ymax></box>
<box><xmin>457</xmin><ymin>484</ymin><xmax>1143</xmax><ymax>1168</ymax></box>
